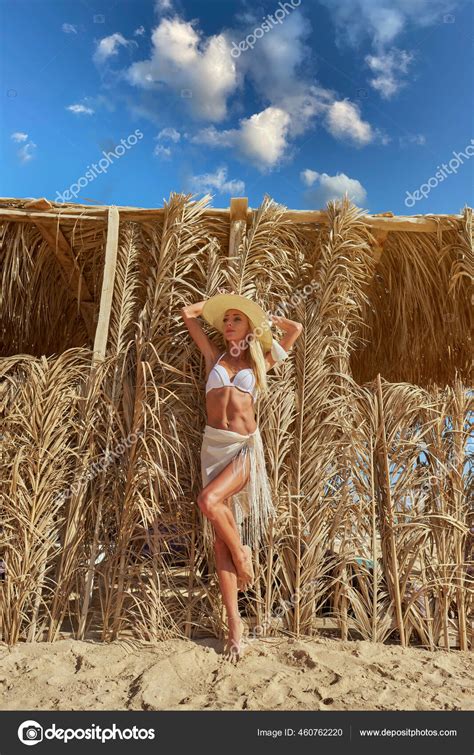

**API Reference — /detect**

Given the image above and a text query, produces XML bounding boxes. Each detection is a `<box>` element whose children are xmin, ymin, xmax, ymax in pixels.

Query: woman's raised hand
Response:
<box><xmin>217</xmin><ymin>286</ymin><xmax>236</xmax><ymax>295</ymax></box>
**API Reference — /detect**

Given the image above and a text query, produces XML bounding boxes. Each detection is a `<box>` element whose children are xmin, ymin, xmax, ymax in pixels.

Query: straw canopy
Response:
<box><xmin>0</xmin><ymin>193</ymin><xmax>472</xmax><ymax>650</ymax></box>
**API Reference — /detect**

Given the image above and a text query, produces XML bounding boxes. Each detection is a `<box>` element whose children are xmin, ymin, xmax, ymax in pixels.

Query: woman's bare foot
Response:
<box><xmin>234</xmin><ymin>545</ymin><xmax>253</xmax><ymax>591</ymax></box>
<box><xmin>223</xmin><ymin>615</ymin><xmax>245</xmax><ymax>663</ymax></box>
<box><xmin>236</xmin><ymin>545</ymin><xmax>254</xmax><ymax>591</ymax></box>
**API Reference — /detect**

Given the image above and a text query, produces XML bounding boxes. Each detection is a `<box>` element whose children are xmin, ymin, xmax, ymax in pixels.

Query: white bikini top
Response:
<box><xmin>205</xmin><ymin>341</ymin><xmax>289</xmax><ymax>402</ymax></box>
<box><xmin>205</xmin><ymin>352</ymin><xmax>258</xmax><ymax>401</ymax></box>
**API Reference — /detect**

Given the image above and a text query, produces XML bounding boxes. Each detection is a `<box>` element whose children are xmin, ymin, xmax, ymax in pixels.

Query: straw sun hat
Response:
<box><xmin>201</xmin><ymin>292</ymin><xmax>274</xmax><ymax>352</ymax></box>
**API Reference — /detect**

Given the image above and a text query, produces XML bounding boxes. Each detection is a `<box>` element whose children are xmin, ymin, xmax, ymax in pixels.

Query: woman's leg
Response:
<box><xmin>214</xmin><ymin>533</ymin><xmax>238</xmax><ymax>615</ymax></box>
<box><xmin>213</xmin><ymin>495</ymin><xmax>240</xmax><ymax>608</ymax></box>
<box><xmin>214</xmin><ymin>496</ymin><xmax>249</xmax><ymax>659</ymax></box>
<box><xmin>197</xmin><ymin>449</ymin><xmax>252</xmax><ymax>586</ymax></box>
<box><xmin>214</xmin><ymin>536</ymin><xmax>244</xmax><ymax>660</ymax></box>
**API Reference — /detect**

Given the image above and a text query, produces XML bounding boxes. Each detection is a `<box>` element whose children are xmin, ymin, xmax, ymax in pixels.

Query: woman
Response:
<box><xmin>180</xmin><ymin>290</ymin><xmax>303</xmax><ymax>660</ymax></box>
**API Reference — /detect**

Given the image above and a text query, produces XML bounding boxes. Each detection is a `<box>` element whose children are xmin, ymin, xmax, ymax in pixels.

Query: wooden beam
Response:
<box><xmin>0</xmin><ymin>201</ymin><xmax>466</xmax><ymax>233</ymax></box>
<box><xmin>34</xmin><ymin>222</ymin><xmax>96</xmax><ymax>338</ymax></box>
<box><xmin>228</xmin><ymin>197</ymin><xmax>248</xmax><ymax>258</ymax></box>
<box><xmin>119</xmin><ymin>208</ymin><xmax>463</xmax><ymax>232</ymax></box>
<box><xmin>24</xmin><ymin>198</ymin><xmax>53</xmax><ymax>211</ymax></box>
<box><xmin>0</xmin><ymin>207</ymin><xmax>104</xmax><ymax>222</ymax></box>
<box><xmin>92</xmin><ymin>207</ymin><xmax>120</xmax><ymax>365</ymax></box>
<box><xmin>280</xmin><ymin>210</ymin><xmax>461</xmax><ymax>233</ymax></box>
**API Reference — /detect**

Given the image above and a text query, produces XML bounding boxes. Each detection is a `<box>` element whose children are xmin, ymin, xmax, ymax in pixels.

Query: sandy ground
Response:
<box><xmin>0</xmin><ymin>635</ymin><xmax>472</xmax><ymax>711</ymax></box>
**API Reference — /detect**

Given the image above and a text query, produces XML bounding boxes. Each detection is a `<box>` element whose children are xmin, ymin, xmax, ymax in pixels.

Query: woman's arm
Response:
<box><xmin>181</xmin><ymin>299</ymin><xmax>206</xmax><ymax>319</ymax></box>
<box><xmin>265</xmin><ymin>314</ymin><xmax>303</xmax><ymax>371</ymax></box>
<box><xmin>180</xmin><ymin>300</ymin><xmax>220</xmax><ymax>363</ymax></box>
<box><xmin>271</xmin><ymin>315</ymin><xmax>303</xmax><ymax>349</ymax></box>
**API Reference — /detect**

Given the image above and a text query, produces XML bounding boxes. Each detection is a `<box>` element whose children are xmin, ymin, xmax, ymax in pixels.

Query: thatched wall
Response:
<box><xmin>0</xmin><ymin>193</ymin><xmax>472</xmax><ymax>650</ymax></box>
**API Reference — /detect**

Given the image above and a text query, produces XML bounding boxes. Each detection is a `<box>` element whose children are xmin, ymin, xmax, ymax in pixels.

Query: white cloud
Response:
<box><xmin>66</xmin><ymin>103</ymin><xmax>94</xmax><ymax>115</ymax></box>
<box><xmin>157</xmin><ymin>127</ymin><xmax>181</xmax><ymax>142</ymax></box>
<box><xmin>276</xmin><ymin>87</ymin><xmax>333</xmax><ymax>139</ymax></box>
<box><xmin>208</xmin><ymin>9</ymin><xmax>376</xmax><ymax>160</ymax></box>
<box><xmin>93</xmin><ymin>33</ymin><xmax>137</xmax><ymax>64</ymax></box>
<box><xmin>320</xmin><ymin>0</ymin><xmax>458</xmax><ymax>98</ymax></box>
<box><xmin>123</xmin><ymin>8</ymin><xmax>379</xmax><ymax>167</ymax></box>
<box><xmin>325</xmin><ymin>100</ymin><xmax>373</xmax><ymax>145</ymax></box>
<box><xmin>134</xmin><ymin>26</ymin><xmax>145</xmax><ymax>36</ymax></box>
<box><xmin>155</xmin><ymin>0</ymin><xmax>173</xmax><ymax>12</ymax></box>
<box><xmin>18</xmin><ymin>142</ymin><xmax>37</xmax><ymax>163</ymax></box>
<box><xmin>62</xmin><ymin>23</ymin><xmax>78</xmax><ymax>34</ymax></box>
<box><xmin>239</xmin><ymin>107</ymin><xmax>292</xmax><ymax>166</ymax></box>
<box><xmin>233</xmin><ymin>11</ymin><xmax>330</xmax><ymax>139</ymax></box>
<box><xmin>11</xmin><ymin>134</ymin><xmax>37</xmax><ymax>163</ymax></box>
<box><xmin>126</xmin><ymin>18</ymin><xmax>237</xmax><ymax>121</ymax></box>
<box><xmin>192</xmin><ymin>94</ymin><xmax>380</xmax><ymax>168</ymax></box>
<box><xmin>11</xmin><ymin>131</ymin><xmax>37</xmax><ymax>163</ymax></box>
<box><xmin>191</xmin><ymin>106</ymin><xmax>292</xmax><ymax>170</ymax></box>
<box><xmin>399</xmin><ymin>133</ymin><xmax>426</xmax><ymax>147</ymax></box>
<box><xmin>320</xmin><ymin>0</ymin><xmax>457</xmax><ymax>49</ymax></box>
<box><xmin>365</xmin><ymin>48</ymin><xmax>414</xmax><ymax>98</ymax></box>
<box><xmin>236</xmin><ymin>12</ymin><xmax>309</xmax><ymax>99</ymax></box>
<box><xmin>154</xmin><ymin>144</ymin><xmax>172</xmax><ymax>158</ymax></box>
<box><xmin>188</xmin><ymin>165</ymin><xmax>245</xmax><ymax>196</ymax></box>
<box><xmin>302</xmin><ymin>170</ymin><xmax>367</xmax><ymax>207</ymax></box>
<box><xmin>191</xmin><ymin>126</ymin><xmax>233</xmax><ymax>148</ymax></box>
<box><xmin>300</xmin><ymin>169</ymin><xmax>319</xmax><ymax>187</ymax></box>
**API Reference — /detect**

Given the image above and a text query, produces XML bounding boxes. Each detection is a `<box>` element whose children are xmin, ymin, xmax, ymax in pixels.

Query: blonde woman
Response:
<box><xmin>181</xmin><ymin>290</ymin><xmax>303</xmax><ymax>660</ymax></box>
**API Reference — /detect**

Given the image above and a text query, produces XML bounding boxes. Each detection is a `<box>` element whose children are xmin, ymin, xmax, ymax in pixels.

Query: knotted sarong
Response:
<box><xmin>200</xmin><ymin>424</ymin><xmax>275</xmax><ymax>559</ymax></box>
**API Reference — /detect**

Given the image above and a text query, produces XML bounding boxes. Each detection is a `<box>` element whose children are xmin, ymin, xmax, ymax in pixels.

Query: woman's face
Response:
<box><xmin>223</xmin><ymin>309</ymin><xmax>251</xmax><ymax>348</ymax></box>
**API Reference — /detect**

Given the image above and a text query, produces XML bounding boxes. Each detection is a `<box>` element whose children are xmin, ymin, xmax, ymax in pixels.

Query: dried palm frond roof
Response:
<box><xmin>0</xmin><ymin>194</ymin><xmax>472</xmax><ymax>388</ymax></box>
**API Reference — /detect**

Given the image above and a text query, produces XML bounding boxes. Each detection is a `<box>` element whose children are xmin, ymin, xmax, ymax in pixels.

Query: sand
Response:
<box><xmin>0</xmin><ymin>635</ymin><xmax>472</xmax><ymax>711</ymax></box>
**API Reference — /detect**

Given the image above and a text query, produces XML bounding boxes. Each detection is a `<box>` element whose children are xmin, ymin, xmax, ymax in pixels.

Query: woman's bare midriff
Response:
<box><xmin>205</xmin><ymin>387</ymin><xmax>257</xmax><ymax>434</ymax></box>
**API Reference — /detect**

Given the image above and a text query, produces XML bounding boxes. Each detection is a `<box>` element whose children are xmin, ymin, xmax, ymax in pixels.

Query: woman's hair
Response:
<box><xmin>247</xmin><ymin>333</ymin><xmax>269</xmax><ymax>396</ymax></box>
<box><xmin>222</xmin><ymin>312</ymin><xmax>269</xmax><ymax>397</ymax></box>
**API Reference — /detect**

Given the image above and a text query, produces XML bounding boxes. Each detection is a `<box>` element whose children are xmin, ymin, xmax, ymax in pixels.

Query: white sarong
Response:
<box><xmin>200</xmin><ymin>424</ymin><xmax>276</xmax><ymax>559</ymax></box>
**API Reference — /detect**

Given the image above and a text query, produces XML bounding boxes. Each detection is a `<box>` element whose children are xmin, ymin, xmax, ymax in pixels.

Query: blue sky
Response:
<box><xmin>1</xmin><ymin>0</ymin><xmax>473</xmax><ymax>213</ymax></box>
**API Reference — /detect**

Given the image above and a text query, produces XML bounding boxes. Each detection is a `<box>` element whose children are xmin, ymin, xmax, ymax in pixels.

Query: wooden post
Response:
<box><xmin>228</xmin><ymin>197</ymin><xmax>248</xmax><ymax>258</ymax></box>
<box><xmin>92</xmin><ymin>206</ymin><xmax>120</xmax><ymax>365</ymax></box>
<box><xmin>371</xmin><ymin>230</ymin><xmax>389</xmax><ymax>264</ymax></box>
<box><xmin>78</xmin><ymin>206</ymin><xmax>119</xmax><ymax>638</ymax></box>
<box><xmin>370</xmin><ymin>436</ymin><xmax>379</xmax><ymax>642</ymax></box>
<box><xmin>376</xmin><ymin>373</ymin><xmax>406</xmax><ymax>646</ymax></box>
